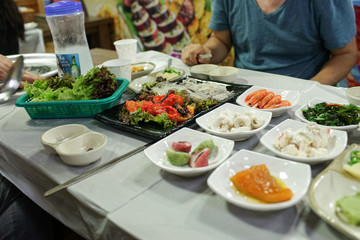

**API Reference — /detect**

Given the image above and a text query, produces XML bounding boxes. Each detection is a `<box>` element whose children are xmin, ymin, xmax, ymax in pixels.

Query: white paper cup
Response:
<box><xmin>101</xmin><ymin>59</ymin><xmax>131</xmax><ymax>82</ymax></box>
<box><xmin>113</xmin><ymin>39</ymin><xmax>137</xmax><ymax>63</ymax></box>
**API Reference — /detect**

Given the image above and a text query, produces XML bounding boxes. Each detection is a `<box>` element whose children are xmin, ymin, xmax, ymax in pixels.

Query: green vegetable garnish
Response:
<box><xmin>164</xmin><ymin>67</ymin><xmax>181</xmax><ymax>75</ymax></box>
<box><xmin>24</xmin><ymin>67</ymin><xmax>119</xmax><ymax>102</ymax></box>
<box><xmin>301</xmin><ymin>102</ymin><xmax>360</xmax><ymax>126</ymax></box>
<box><xmin>349</xmin><ymin>150</ymin><xmax>360</xmax><ymax>166</ymax></box>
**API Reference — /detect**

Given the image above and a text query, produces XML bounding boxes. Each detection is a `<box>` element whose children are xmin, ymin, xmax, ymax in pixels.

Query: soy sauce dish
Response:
<box><xmin>190</xmin><ymin>64</ymin><xmax>238</xmax><ymax>83</ymax></box>
<box><xmin>40</xmin><ymin>124</ymin><xmax>107</xmax><ymax>166</ymax></box>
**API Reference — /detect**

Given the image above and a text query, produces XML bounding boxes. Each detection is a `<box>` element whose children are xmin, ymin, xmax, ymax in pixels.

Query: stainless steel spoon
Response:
<box><xmin>167</xmin><ymin>58</ymin><xmax>172</xmax><ymax>68</ymax></box>
<box><xmin>0</xmin><ymin>55</ymin><xmax>24</xmax><ymax>104</ymax></box>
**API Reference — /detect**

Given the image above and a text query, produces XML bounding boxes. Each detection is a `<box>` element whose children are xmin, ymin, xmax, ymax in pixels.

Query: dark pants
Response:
<box><xmin>0</xmin><ymin>175</ymin><xmax>55</xmax><ymax>240</ymax></box>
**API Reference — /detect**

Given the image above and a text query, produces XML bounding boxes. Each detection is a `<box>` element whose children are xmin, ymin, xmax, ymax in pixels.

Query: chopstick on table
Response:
<box><xmin>44</xmin><ymin>141</ymin><xmax>154</xmax><ymax>197</ymax></box>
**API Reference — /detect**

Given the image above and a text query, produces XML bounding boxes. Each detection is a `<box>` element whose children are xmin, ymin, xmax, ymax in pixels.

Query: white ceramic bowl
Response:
<box><xmin>294</xmin><ymin>98</ymin><xmax>359</xmax><ymax>132</ymax></box>
<box><xmin>260</xmin><ymin>119</ymin><xmax>347</xmax><ymax>165</ymax></box>
<box><xmin>131</xmin><ymin>62</ymin><xmax>156</xmax><ymax>80</ymax></box>
<box><xmin>208</xmin><ymin>66</ymin><xmax>239</xmax><ymax>83</ymax></box>
<box><xmin>128</xmin><ymin>67</ymin><xmax>185</xmax><ymax>93</ymax></box>
<box><xmin>40</xmin><ymin>124</ymin><xmax>90</xmax><ymax>154</ymax></box>
<box><xmin>144</xmin><ymin>127</ymin><xmax>234</xmax><ymax>177</ymax></box>
<box><xmin>40</xmin><ymin>124</ymin><xmax>107</xmax><ymax>166</ymax></box>
<box><xmin>346</xmin><ymin>86</ymin><xmax>360</xmax><ymax>105</ymax></box>
<box><xmin>236</xmin><ymin>86</ymin><xmax>300</xmax><ymax>117</ymax></box>
<box><xmin>207</xmin><ymin>149</ymin><xmax>311</xmax><ymax>211</ymax></box>
<box><xmin>196</xmin><ymin>103</ymin><xmax>272</xmax><ymax>141</ymax></box>
<box><xmin>190</xmin><ymin>64</ymin><xmax>218</xmax><ymax>80</ymax></box>
<box><xmin>56</xmin><ymin>132</ymin><xmax>107</xmax><ymax>166</ymax></box>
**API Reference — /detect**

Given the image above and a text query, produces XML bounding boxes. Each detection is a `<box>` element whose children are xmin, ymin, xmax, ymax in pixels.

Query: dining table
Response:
<box><xmin>0</xmin><ymin>48</ymin><xmax>359</xmax><ymax>240</ymax></box>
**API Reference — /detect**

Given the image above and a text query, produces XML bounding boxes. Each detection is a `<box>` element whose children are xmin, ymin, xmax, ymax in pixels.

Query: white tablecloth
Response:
<box><xmin>19</xmin><ymin>28</ymin><xmax>46</xmax><ymax>54</ymax></box>
<box><xmin>0</xmin><ymin>51</ymin><xmax>358</xmax><ymax>240</ymax></box>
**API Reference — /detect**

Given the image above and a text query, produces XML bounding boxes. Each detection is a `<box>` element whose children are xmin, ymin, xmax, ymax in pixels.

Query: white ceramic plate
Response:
<box><xmin>295</xmin><ymin>98</ymin><xmax>360</xmax><ymax>132</ymax></box>
<box><xmin>144</xmin><ymin>127</ymin><xmax>234</xmax><ymax>177</ymax></box>
<box><xmin>207</xmin><ymin>149</ymin><xmax>311</xmax><ymax>211</ymax></box>
<box><xmin>308</xmin><ymin>144</ymin><xmax>360</xmax><ymax>240</ymax></box>
<box><xmin>7</xmin><ymin>53</ymin><xmax>58</xmax><ymax>78</ymax></box>
<box><xmin>128</xmin><ymin>67</ymin><xmax>185</xmax><ymax>93</ymax></box>
<box><xmin>131</xmin><ymin>62</ymin><xmax>155</xmax><ymax>80</ymax></box>
<box><xmin>260</xmin><ymin>119</ymin><xmax>347</xmax><ymax>164</ymax></box>
<box><xmin>236</xmin><ymin>86</ymin><xmax>300</xmax><ymax>117</ymax></box>
<box><xmin>196</xmin><ymin>103</ymin><xmax>272</xmax><ymax>141</ymax></box>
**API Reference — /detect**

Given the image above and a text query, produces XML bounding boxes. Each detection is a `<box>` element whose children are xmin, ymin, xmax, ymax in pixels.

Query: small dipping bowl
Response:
<box><xmin>40</xmin><ymin>124</ymin><xmax>107</xmax><ymax>166</ymax></box>
<box><xmin>346</xmin><ymin>86</ymin><xmax>360</xmax><ymax>105</ymax></box>
<box><xmin>208</xmin><ymin>66</ymin><xmax>239</xmax><ymax>83</ymax></box>
<box><xmin>56</xmin><ymin>132</ymin><xmax>107</xmax><ymax>166</ymax></box>
<box><xmin>190</xmin><ymin>64</ymin><xmax>218</xmax><ymax>80</ymax></box>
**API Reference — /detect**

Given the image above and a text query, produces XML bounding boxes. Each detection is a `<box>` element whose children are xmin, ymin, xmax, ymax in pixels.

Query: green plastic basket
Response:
<box><xmin>15</xmin><ymin>78</ymin><xmax>129</xmax><ymax>119</ymax></box>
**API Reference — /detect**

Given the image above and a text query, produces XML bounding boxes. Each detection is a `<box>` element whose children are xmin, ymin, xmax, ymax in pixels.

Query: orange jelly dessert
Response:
<box><xmin>230</xmin><ymin>164</ymin><xmax>293</xmax><ymax>203</ymax></box>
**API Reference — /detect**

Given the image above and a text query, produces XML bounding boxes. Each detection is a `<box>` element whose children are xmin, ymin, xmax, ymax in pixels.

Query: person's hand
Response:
<box><xmin>181</xmin><ymin>44</ymin><xmax>212</xmax><ymax>66</ymax></box>
<box><xmin>0</xmin><ymin>54</ymin><xmax>44</xmax><ymax>89</ymax></box>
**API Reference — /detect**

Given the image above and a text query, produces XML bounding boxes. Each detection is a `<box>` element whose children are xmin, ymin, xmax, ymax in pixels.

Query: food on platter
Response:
<box><xmin>343</xmin><ymin>150</ymin><xmax>360</xmax><ymax>180</ymax></box>
<box><xmin>301</xmin><ymin>102</ymin><xmax>360</xmax><ymax>126</ymax></box>
<box><xmin>155</xmin><ymin>67</ymin><xmax>181</xmax><ymax>80</ymax></box>
<box><xmin>24</xmin><ymin>67</ymin><xmax>119</xmax><ymax>102</ymax></box>
<box><xmin>144</xmin><ymin>78</ymin><xmax>234</xmax><ymax>102</ymax></box>
<box><xmin>230</xmin><ymin>164</ymin><xmax>293</xmax><ymax>203</ymax></box>
<box><xmin>95</xmin><ymin>77</ymin><xmax>247</xmax><ymax>139</ymax></box>
<box><xmin>336</xmin><ymin>192</ymin><xmax>360</xmax><ymax>225</ymax></box>
<box><xmin>120</xmin><ymin>77</ymin><xmax>235</xmax><ymax>128</ymax></box>
<box><xmin>166</xmin><ymin>139</ymin><xmax>215</xmax><ymax>168</ymax></box>
<box><xmin>131</xmin><ymin>65</ymin><xmax>145</xmax><ymax>73</ymax></box>
<box><xmin>245</xmin><ymin>89</ymin><xmax>291</xmax><ymax>109</ymax></box>
<box><xmin>121</xmin><ymin>91</ymin><xmax>195</xmax><ymax>128</ymax></box>
<box><xmin>273</xmin><ymin>122</ymin><xmax>330</xmax><ymax>158</ymax></box>
<box><xmin>208</xmin><ymin>109</ymin><xmax>265</xmax><ymax>132</ymax></box>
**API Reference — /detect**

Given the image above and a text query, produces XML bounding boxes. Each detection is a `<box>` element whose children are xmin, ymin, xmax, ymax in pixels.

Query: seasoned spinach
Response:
<box><xmin>302</xmin><ymin>102</ymin><xmax>360</xmax><ymax>126</ymax></box>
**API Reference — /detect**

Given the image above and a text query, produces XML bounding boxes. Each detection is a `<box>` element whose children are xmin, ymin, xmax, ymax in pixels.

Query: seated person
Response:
<box><xmin>181</xmin><ymin>0</ymin><xmax>358</xmax><ymax>85</ymax></box>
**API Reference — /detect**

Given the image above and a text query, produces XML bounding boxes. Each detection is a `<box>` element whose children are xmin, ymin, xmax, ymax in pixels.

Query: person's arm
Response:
<box><xmin>0</xmin><ymin>54</ymin><xmax>44</xmax><ymax>88</ymax></box>
<box><xmin>311</xmin><ymin>37</ymin><xmax>358</xmax><ymax>85</ymax></box>
<box><xmin>181</xmin><ymin>30</ymin><xmax>232</xmax><ymax>65</ymax></box>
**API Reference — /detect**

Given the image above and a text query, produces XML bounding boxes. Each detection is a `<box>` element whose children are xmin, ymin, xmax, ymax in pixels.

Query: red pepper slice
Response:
<box><xmin>125</xmin><ymin>100</ymin><xmax>138</xmax><ymax>113</ymax></box>
<box><xmin>162</xmin><ymin>94</ymin><xmax>184</xmax><ymax>106</ymax></box>
<box><xmin>155</xmin><ymin>106</ymin><xmax>180</xmax><ymax>121</ymax></box>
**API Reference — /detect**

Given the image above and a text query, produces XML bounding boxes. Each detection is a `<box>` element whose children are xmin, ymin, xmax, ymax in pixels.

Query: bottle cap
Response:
<box><xmin>45</xmin><ymin>1</ymin><xmax>83</xmax><ymax>16</ymax></box>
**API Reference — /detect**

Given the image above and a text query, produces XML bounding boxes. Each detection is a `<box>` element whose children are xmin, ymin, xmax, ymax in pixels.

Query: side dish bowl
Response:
<box><xmin>236</xmin><ymin>86</ymin><xmax>300</xmax><ymax>117</ymax></box>
<box><xmin>144</xmin><ymin>127</ymin><xmax>234</xmax><ymax>177</ymax></box>
<box><xmin>128</xmin><ymin>67</ymin><xmax>185</xmax><ymax>93</ymax></box>
<box><xmin>131</xmin><ymin>62</ymin><xmax>156</xmax><ymax>80</ymax></box>
<box><xmin>294</xmin><ymin>98</ymin><xmax>359</xmax><ymax>132</ymax></box>
<box><xmin>260</xmin><ymin>119</ymin><xmax>347</xmax><ymax>165</ymax></box>
<box><xmin>196</xmin><ymin>103</ymin><xmax>272</xmax><ymax>141</ymax></box>
<box><xmin>346</xmin><ymin>86</ymin><xmax>360</xmax><ymax>105</ymax></box>
<box><xmin>207</xmin><ymin>149</ymin><xmax>311</xmax><ymax>211</ymax></box>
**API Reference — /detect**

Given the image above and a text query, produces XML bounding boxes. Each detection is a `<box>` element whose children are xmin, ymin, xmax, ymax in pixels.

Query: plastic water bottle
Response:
<box><xmin>45</xmin><ymin>1</ymin><xmax>93</xmax><ymax>77</ymax></box>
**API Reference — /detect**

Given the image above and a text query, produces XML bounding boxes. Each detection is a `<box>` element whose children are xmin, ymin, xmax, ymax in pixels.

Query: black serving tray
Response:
<box><xmin>94</xmin><ymin>77</ymin><xmax>252</xmax><ymax>140</ymax></box>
